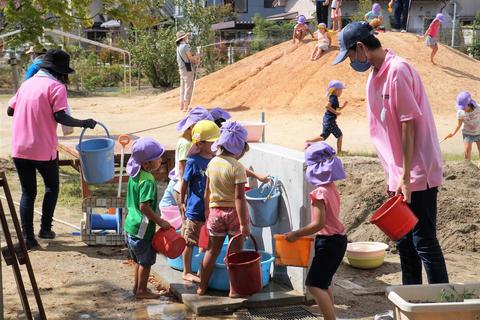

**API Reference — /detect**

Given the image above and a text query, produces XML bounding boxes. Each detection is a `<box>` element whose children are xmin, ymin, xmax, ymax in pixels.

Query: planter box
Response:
<box><xmin>386</xmin><ymin>283</ymin><xmax>480</xmax><ymax>320</ymax></box>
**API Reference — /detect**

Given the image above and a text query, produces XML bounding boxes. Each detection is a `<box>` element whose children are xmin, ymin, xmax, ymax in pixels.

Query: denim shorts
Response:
<box><xmin>425</xmin><ymin>35</ymin><xmax>437</xmax><ymax>47</ymax></box>
<box><xmin>127</xmin><ymin>235</ymin><xmax>157</xmax><ymax>267</ymax></box>
<box><xmin>463</xmin><ymin>133</ymin><xmax>480</xmax><ymax>143</ymax></box>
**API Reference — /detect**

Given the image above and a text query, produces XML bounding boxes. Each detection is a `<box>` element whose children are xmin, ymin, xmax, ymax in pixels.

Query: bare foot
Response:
<box><xmin>182</xmin><ymin>273</ymin><xmax>200</xmax><ymax>283</ymax></box>
<box><xmin>229</xmin><ymin>292</ymin><xmax>247</xmax><ymax>299</ymax></box>
<box><xmin>135</xmin><ymin>289</ymin><xmax>161</xmax><ymax>300</ymax></box>
<box><xmin>197</xmin><ymin>287</ymin><xmax>207</xmax><ymax>295</ymax></box>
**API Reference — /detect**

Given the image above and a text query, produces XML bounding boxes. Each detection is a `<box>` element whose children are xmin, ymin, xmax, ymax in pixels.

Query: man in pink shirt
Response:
<box><xmin>333</xmin><ymin>22</ymin><xmax>449</xmax><ymax>285</ymax></box>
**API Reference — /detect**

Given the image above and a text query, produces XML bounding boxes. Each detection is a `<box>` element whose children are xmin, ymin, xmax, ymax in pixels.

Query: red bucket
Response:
<box><xmin>226</xmin><ymin>234</ymin><xmax>262</xmax><ymax>296</ymax></box>
<box><xmin>370</xmin><ymin>196</ymin><xmax>418</xmax><ymax>241</ymax></box>
<box><xmin>152</xmin><ymin>227</ymin><xmax>186</xmax><ymax>258</ymax></box>
<box><xmin>198</xmin><ymin>224</ymin><xmax>209</xmax><ymax>250</ymax></box>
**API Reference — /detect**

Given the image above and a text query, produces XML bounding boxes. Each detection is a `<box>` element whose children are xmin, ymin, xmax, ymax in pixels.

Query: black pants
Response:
<box><xmin>397</xmin><ymin>187</ymin><xmax>449</xmax><ymax>285</ymax></box>
<box><xmin>13</xmin><ymin>158</ymin><xmax>59</xmax><ymax>240</ymax></box>
<box><xmin>394</xmin><ymin>0</ymin><xmax>410</xmax><ymax>30</ymax></box>
<box><xmin>316</xmin><ymin>0</ymin><xmax>329</xmax><ymax>25</ymax></box>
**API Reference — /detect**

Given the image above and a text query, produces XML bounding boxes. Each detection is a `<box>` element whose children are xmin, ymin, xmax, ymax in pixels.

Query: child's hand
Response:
<box><xmin>240</xmin><ymin>224</ymin><xmax>250</xmax><ymax>237</ymax></box>
<box><xmin>159</xmin><ymin>219</ymin><xmax>171</xmax><ymax>230</ymax></box>
<box><xmin>257</xmin><ymin>175</ymin><xmax>270</xmax><ymax>183</ymax></box>
<box><xmin>336</xmin><ymin>111</ymin><xmax>341</xmax><ymax>116</ymax></box>
<box><xmin>285</xmin><ymin>231</ymin><xmax>299</xmax><ymax>242</ymax></box>
<box><xmin>446</xmin><ymin>133</ymin><xmax>454</xmax><ymax>138</ymax></box>
<box><xmin>342</xmin><ymin>101</ymin><xmax>348</xmax><ymax>108</ymax></box>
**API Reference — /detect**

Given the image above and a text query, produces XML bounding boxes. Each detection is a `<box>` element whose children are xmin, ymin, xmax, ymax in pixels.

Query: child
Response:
<box><xmin>446</xmin><ymin>92</ymin><xmax>480</xmax><ymax>161</ymax></box>
<box><xmin>293</xmin><ymin>15</ymin><xmax>315</xmax><ymax>44</ymax></box>
<box><xmin>311</xmin><ymin>23</ymin><xmax>333</xmax><ymax>61</ymax></box>
<box><xmin>306</xmin><ymin>80</ymin><xmax>348</xmax><ymax>154</ymax></box>
<box><xmin>365</xmin><ymin>3</ymin><xmax>385</xmax><ymax>30</ymax></box>
<box><xmin>124</xmin><ymin>137</ymin><xmax>171</xmax><ymax>299</ymax></box>
<box><xmin>284</xmin><ymin>142</ymin><xmax>347</xmax><ymax>320</ymax></box>
<box><xmin>179</xmin><ymin>120</ymin><xmax>220</xmax><ymax>283</ymax></box>
<box><xmin>330</xmin><ymin>0</ymin><xmax>343</xmax><ymax>31</ymax></box>
<box><xmin>197</xmin><ymin>121</ymin><xmax>250</xmax><ymax>297</ymax></box>
<box><xmin>159</xmin><ymin>107</ymin><xmax>213</xmax><ymax>214</ymax></box>
<box><xmin>210</xmin><ymin>107</ymin><xmax>231</xmax><ymax>128</ymax></box>
<box><xmin>424</xmin><ymin>13</ymin><xmax>445</xmax><ymax>64</ymax></box>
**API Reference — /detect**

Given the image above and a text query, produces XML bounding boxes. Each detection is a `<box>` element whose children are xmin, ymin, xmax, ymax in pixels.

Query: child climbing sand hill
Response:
<box><xmin>424</xmin><ymin>13</ymin><xmax>446</xmax><ymax>64</ymax></box>
<box><xmin>311</xmin><ymin>23</ymin><xmax>333</xmax><ymax>61</ymax></box>
<box><xmin>124</xmin><ymin>138</ymin><xmax>171</xmax><ymax>299</ymax></box>
<box><xmin>306</xmin><ymin>80</ymin><xmax>348</xmax><ymax>154</ymax></box>
<box><xmin>179</xmin><ymin>120</ymin><xmax>220</xmax><ymax>283</ymax></box>
<box><xmin>293</xmin><ymin>15</ymin><xmax>315</xmax><ymax>44</ymax></box>
<box><xmin>365</xmin><ymin>3</ymin><xmax>385</xmax><ymax>30</ymax></box>
<box><xmin>197</xmin><ymin>122</ymin><xmax>250</xmax><ymax>297</ymax></box>
<box><xmin>284</xmin><ymin>142</ymin><xmax>347</xmax><ymax>320</ymax></box>
<box><xmin>445</xmin><ymin>92</ymin><xmax>480</xmax><ymax>161</ymax></box>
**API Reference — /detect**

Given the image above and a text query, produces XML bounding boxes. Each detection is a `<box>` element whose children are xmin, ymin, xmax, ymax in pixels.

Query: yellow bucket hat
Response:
<box><xmin>192</xmin><ymin>120</ymin><xmax>220</xmax><ymax>143</ymax></box>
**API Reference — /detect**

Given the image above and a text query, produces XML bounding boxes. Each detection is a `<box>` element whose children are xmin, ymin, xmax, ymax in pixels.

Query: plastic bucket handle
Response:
<box><xmin>78</xmin><ymin>122</ymin><xmax>110</xmax><ymax>153</ymax></box>
<box><xmin>226</xmin><ymin>234</ymin><xmax>258</xmax><ymax>265</ymax></box>
<box><xmin>258</xmin><ymin>176</ymin><xmax>278</xmax><ymax>202</ymax></box>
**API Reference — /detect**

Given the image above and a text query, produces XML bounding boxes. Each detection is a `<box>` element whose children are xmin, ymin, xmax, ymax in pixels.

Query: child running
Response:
<box><xmin>179</xmin><ymin>120</ymin><xmax>220</xmax><ymax>283</ymax></box>
<box><xmin>365</xmin><ymin>3</ymin><xmax>385</xmax><ymax>30</ymax></box>
<box><xmin>311</xmin><ymin>23</ymin><xmax>333</xmax><ymax>61</ymax></box>
<box><xmin>197</xmin><ymin>122</ymin><xmax>250</xmax><ymax>297</ymax></box>
<box><xmin>159</xmin><ymin>107</ymin><xmax>213</xmax><ymax>213</ymax></box>
<box><xmin>210</xmin><ymin>107</ymin><xmax>231</xmax><ymax>128</ymax></box>
<box><xmin>446</xmin><ymin>92</ymin><xmax>480</xmax><ymax>161</ymax></box>
<box><xmin>124</xmin><ymin>137</ymin><xmax>171</xmax><ymax>299</ymax></box>
<box><xmin>306</xmin><ymin>80</ymin><xmax>348</xmax><ymax>154</ymax></box>
<box><xmin>330</xmin><ymin>0</ymin><xmax>343</xmax><ymax>31</ymax></box>
<box><xmin>424</xmin><ymin>13</ymin><xmax>445</xmax><ymax>64</ymax></box>
<box><xmin>284</xmin><ymin>142</ymin><xmax>347</xmax><ymax>320</ymax></box>
<box><xmin>292</xmin><ymin>15</ymin><xmax>315</xmax><ymax>44</ymax></box>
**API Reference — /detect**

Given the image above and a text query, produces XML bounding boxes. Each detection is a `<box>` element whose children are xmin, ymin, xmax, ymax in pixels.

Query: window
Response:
<box><xmin>235</xmin><ymin>0</ymin><xmax>247</xmax><ymax>13</ymax></box>
<box><xmin>264</xmin><ymin>0</ymin><xmax>274</xmax><ymax>8</ymax></box>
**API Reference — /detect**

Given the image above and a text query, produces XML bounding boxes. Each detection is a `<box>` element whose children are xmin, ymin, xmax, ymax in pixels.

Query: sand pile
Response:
<box><xmin>159</xmin><ymin>32</ymin><xmax>480</xmax><ymax>117</ymax></box>
<box><xmin>338</xmin><ymin>157</ymin><xmax>480</xmax><ymax>252</ymax></box>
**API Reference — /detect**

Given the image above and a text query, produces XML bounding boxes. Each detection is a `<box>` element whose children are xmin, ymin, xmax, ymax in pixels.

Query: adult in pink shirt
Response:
<box><xmin>7</xmin><ymin>49</ymin><xmax>97</xmax><ymax>249</ymax></box>
<box><xmin>333</xmin><ymin>22</ymin><xmax>449</xmax><ymax>285</ymax></box>
<box><xmin>424</xmin><ymin>13</ymin><xmax>446</xmax><ymax>64</ymax></box>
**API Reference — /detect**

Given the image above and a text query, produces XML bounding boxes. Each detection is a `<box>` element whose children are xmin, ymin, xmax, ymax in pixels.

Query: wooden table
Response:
<box><xmin>57</xmin><ymin>135</ymin><xmax>175</xmax><ymax>198</ymax></box>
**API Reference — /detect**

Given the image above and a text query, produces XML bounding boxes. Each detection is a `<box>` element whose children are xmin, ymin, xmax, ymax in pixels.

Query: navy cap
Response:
<box><xmin>333</xmin><ymin>22</ymin><xmax>376</xmax><ymax>65</ymax></box>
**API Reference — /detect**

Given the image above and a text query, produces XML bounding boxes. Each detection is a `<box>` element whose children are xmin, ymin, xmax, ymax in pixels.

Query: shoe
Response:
<box><xmin>391</xmin><ymin>28</ymin><xmax>400</xmax><ymax>32</ymax></box>
<box><xmin>401</xmin><ymin>29</ymin><xmax>407</xmax><ymax>33</ymax></box>
<box><xmin>374</xmin><ymin>310</ymin><xmax>394</xmax><ymax>320</ymax></box>
<box><xmin>38</xmin><ymin>229</ymin><xmax>56</xmax><ymax>239</ymax></box>
<box><xmin>25</xmin><ymin>238</ymin><xmax>40</xmax><ymax>250</ymax></box>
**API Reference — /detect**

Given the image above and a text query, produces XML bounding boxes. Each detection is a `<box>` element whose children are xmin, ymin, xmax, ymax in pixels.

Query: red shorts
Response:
<box><xmin>207</xmin><ymin>207</ymin><xmax>241</xmax><ymax>237</ymax></box>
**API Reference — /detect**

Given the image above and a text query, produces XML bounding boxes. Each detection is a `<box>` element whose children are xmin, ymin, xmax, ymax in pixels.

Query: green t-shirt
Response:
<box><xmin>124</xmin><ymin>170</ymin><xmax>158</xmax><ymax>240</ymax></box>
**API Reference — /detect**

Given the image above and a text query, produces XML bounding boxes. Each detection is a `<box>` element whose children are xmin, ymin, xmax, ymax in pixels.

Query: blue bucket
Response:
<box><xmin>246</xmin><ymin>177</ymin><xmax>281</xmax><ymax>227</ymax></box>
<box><xmin>76</xmin><ymin>122</ymin><xmax>114</xmax><ymax>184</ymax></box>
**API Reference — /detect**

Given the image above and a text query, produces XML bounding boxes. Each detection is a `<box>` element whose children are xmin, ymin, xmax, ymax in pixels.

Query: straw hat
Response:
<box><xmin>176</xmin><ymin>31</ymin><xmax>190</xmax><ymax>42</ymax></box>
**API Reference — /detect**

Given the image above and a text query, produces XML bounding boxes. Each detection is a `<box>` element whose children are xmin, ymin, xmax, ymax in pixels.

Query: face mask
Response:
<box><xmin>350</xmin><ymin>46</ymin><xmax>371</xmax><ymax>72</ymax></box>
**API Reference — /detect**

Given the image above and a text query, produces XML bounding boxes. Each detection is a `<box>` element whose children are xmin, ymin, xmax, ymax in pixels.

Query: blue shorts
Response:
<box><xmin>305</xmin><ymin>234</ymin><xmax>347</xmax><ymax>289</ymax></box>
<box><xmin>425</xmin><ymin>36</ymin><xmax>437</xmax><ymax>47</ymax></box>
<box><xmin>321</xmin><ymin>120</ymin><xmax>343</xmax><ymax>139</ymax></box>
<box><xmin>127</xmin><ymin>235</ymin><xmax>157</xmax><ymax>267</ymax></box>
<box><xmin>463</xmin><ymin>133</ymin><xmax>480</xmax><ymax>143</ymax></box>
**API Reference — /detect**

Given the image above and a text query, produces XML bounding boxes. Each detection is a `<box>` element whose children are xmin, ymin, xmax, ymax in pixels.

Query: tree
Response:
<box><xmin>102</xmin><ymin>0</ymin><xmax>166</xmax><ymax>30</ymax></box>
<box><xmin>252</xmin><ymin>14</ymin><xmax>294</xmax><ymax>52</ymax></box>
<box><xmin>350</xmin><ymin>0</ymin><xmax>372</xmax><ymax>23</ymax></box>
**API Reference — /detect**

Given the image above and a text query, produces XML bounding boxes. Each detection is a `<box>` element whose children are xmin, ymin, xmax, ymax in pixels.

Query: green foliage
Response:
<box><xmin>466</xmin><ymin>12</ymin><xmax>480</xmax><ymax>60</ymax></box>
<box><xmin>101</xmin><ymin>0</ymin><xmax>166</xmax><ymax>30</ymax></box>
<box><xmin>251</xmin><ymin>14</ymin><xmax>295</xmax><ymax>52</ymax></box>
<box><xmin>351</xmin><ymin>0</ymin><xmax>372</xmax><ymax>22</ymax></box>
<box><xmin>125</xmin><ymin>27</ymin><xmax>179</xmax><ymax>88</ymax></box>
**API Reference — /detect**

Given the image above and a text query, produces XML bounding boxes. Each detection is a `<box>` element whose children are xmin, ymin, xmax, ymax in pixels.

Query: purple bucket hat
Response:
<box><xmin>211</xmin><ymin>121</ymin><xmax>248</xmax><ymax>156</ymax></box>
<box><xmin>436</xmin><ymin>13</ymin><xmax>446</xmax><ymax>23</ymax></box>
<box><xmin>126</xmin><ymin>137</ymin><xmax>165</xmax><ymax>177</ymax></box>
<box><xmin>305</xmin><ymin>142</ymin><xmax>346</xmax><ymax>186</ymax></box>
<box><xmin>176</xmin><ymin>106</ymin><xmax>214</xmax><ymax>132</ymax></box>
<box><xmin>372</xmin><ymin>3</ymin><xmax>381</xmax><ymax>13</ymax></box>
<box><xmin>297</xmin><ymin>15</ymin><xmax>306</xmax><ymax>24</ymax></box>
<box><xmin>456</xmin><ymin>92</ymin><xmax>478</xmax><ymax>110</ymax></box>
<box><xmin>326</xmin><ymin>80</ymin><xmax>346</xmax><ymax>96</ymax></box>
<box><xmin>210</xmin><ymin>107</ymin><xmax>232</xmax><ymax>121</ymax></box>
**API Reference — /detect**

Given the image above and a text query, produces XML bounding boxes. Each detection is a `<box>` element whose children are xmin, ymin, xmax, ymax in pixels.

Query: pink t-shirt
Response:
<box><xmin>310</xmin><ymin>183</ymin><xmax>345</xmax><ymax>236</ymax></box>
<box><xmin>366</xmin><ymin>50</ymin><xmax>443</xmax><ymax>192</ymax></box>
<box><xmin>428</xmin><ymin>19</ymin><xmax>441</xmax><ymax>39</ymax></box>
<box><xmin>9</xmin><ymin>75</ymin><xmax>68</xmax><ymax>161</ymax></box>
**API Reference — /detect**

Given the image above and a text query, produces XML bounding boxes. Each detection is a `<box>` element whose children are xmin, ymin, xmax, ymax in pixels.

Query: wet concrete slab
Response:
<box><xmin>151</xmin><ymin>255</ymin><xmax>306</xmax><ymax>316</ymax></box>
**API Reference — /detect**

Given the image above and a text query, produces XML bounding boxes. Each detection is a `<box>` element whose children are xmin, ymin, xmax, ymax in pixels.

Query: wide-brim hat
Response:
<box><xmin>305</xmin><ymin>142</ymin><xmax>346</xmax><ymax>186</ymax></box>
<box><xmin>176</xmin><ymin>31</ymin><xmax>190</xmax><ymax>42</ymax></box>
<box><xmin>39</xmin><ymin>49</ymin><xmax>75</xmax><ymax>74</ymax></box>
<box><xmin>456</xmin><ymin>91</ymin><xmax>478</xmax><ymax>110</ymax></box>
<box><xmin>333</xmin><ymin>22</ymin><xmax>375</xmax><ymax>65</ymax></box>
<box><xmin>126</xmin><ymin>137</ymin><xmax>165</xmax><ymax>177</ymax></box>
<box><xmin>176</xmin><ymin>106</ymin><xmax>214</xmax><ymax>133</ymax></box>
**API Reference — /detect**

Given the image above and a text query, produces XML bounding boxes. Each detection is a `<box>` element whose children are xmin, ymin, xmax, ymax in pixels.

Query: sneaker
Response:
<box><xmin>374</xmin><ymin>310</ymin><xmax>394</xmax><ymax>320</ymax></box>
<box><xmin>391</xmin><ymin>28</ymin><xmax>400</xmax><ymax>32</ymax></box>
<box><xmin>401</xmin><ymin>29</ymin><xmax>407</xmax><ymax>33</ymax></box>
<box><xmin>25</xmin><ymin>238</ymin><xmax>40</xmax><ymax>250</ymax></box>
<box><xmin>38</xmin><ymin>229</ymin><xmax>56</xmax><ymax>239</ymax></box>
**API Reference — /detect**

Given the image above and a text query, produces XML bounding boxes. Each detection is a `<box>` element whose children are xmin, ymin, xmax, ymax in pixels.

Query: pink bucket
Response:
<box><xmin>160</xmin><ymin>206</ymin><xmax>182</xmax><ymax>230</ymax></box>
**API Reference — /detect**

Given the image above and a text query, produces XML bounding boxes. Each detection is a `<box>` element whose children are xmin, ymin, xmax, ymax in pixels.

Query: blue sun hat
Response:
<box><xmin>176</xmin><ymin>106</ymin><xmax>214</xmax><ymax>132</ymax></box>
<box><xmin>126</xmin><ymin>137</ymin><xmax>165</xmax><ymax>177</ymax></box>
<box><xmin>305</xmin><ymin>142</ymin><xmax>346</xmax><ymax>186</ymax></box>
<box><xmin>211</xmin><ymin>121</ymin><xmax>248</xmax><ymax>157</ymax></box>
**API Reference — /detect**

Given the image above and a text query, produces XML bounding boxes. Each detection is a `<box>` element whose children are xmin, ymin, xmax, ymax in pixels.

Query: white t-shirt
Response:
<box><xmin>457</xmin><ymin>108</ymin><xmax>480</xmax><ymax>136</ymax></box>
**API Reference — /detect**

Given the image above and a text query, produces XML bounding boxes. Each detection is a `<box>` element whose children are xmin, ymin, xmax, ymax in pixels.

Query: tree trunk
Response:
<box><xmin>9</xmin><ymin>58</ymin><xmax>20</xmax><ymax>91</ymax></box>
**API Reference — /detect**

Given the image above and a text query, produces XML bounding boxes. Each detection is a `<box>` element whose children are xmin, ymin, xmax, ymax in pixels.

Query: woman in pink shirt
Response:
<box><xmin>424</xmin><ymin>13</ymin><xmax>445</xmax><ymax>64</ymax></box>
<box><xmin>7</xmin><ymin>49</ymin><xmax>97</xmax><ymax>249</ymax></box>
<box><xmin>284</xmin><ymin>142</ymin><xmax>347</xmax><ymax>320</ymax></box>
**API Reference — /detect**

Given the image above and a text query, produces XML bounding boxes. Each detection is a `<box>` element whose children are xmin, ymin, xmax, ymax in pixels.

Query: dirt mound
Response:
<box><xmin>159</xmin><ymin>32</ymin><xmax>480</xmax><ymax>117</ymax></box>
<box><xmin>338</xmin><ymin>157</ymin><xmax>480</xmax><ymax>252</ymax></box>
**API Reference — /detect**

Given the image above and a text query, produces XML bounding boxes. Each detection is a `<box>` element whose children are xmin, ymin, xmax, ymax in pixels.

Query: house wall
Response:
<box><xmin>207</xmin><ymin>0</ymin><xmax>286</xmax><ymax>20</ymax></box>
<box><xmin>285</xmin><ymin>0</ymin><xmax>316</xmax><ymax>19</ymax></box>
